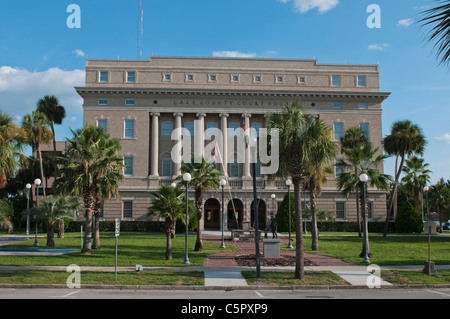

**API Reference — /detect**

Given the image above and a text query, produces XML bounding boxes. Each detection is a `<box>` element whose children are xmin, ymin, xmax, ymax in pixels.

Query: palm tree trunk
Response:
<box><xmin>38</xmin><ymin>146</ymin><xmax>46</xmax><ymax>198</ymax></box>
<box><xmin>194</xmin><ymin>188</ymin><xmax>204</xmax><ymax>251</ymax></box>
<box><xmin>165</xmin><ymin>218</ymin><xmax>174</xmax><ymax>260</ymax></box>
<box><xmin>57</xmin><ymin>219</ymin><xmax>65</xmax><ymax>238</ymax></box>
<box><xmin>46</xmin><ymin>220</ymin><xmax>55</xmax><ymax>247</ymax></box>
<box><xmin>82</xmin><ymin>189</ymin><xmax>94</xmax><ymax>254</ymax></box>
<box><xmin>50</xmin><ymin>123</ymin><xmax>58</xmax><ymax>182</ymax></box>
<box><xmin>310</xmin><ymin>178</ymin><xmax>319</xmax><ymax>251</ymax></box>
<box><xmin>93</xmin><ymin>212</ymin><xmax>101</xmax><ymax>250</ymax></box>
<box><xmin>293</xmin><ymin>177</ymin><xmax>304</xmax><ymax>280</ymax></box>
<box><xmin>355</xmin><ymin>166</ymin><xmax>361</xmax><ymax>237</ymax></box>
<box><xmin>359</xmin><ymin>188</ymin><xmax>371</xmax><ymax>258</ymax></box>
<box><xmin>384</xmin><ymin>154</ymin><xmax>404</xmax><ymax>237</ymax></box>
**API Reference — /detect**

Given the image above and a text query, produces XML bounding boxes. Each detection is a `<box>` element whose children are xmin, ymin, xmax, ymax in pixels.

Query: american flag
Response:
<box><xmin>243</xmin><ymin>113</ymin><xmax>249</xmax><ymax>148</ymax></box>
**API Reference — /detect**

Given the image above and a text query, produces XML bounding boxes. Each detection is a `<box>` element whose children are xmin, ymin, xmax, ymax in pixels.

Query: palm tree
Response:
<box><xmin>32</xmin><ymin>195</ymin><xmax>79</xmax><ymax>246</ymax></box>
<box><xmin>303</xmin><ymin>118</ymin><xmax>338</xmax><ymax>251</ymax></box>
<box><xmin>36</xmin><ymin>95</ymin><xmax>66</xmax><ymax>180</ymax></box>
<box><xmin>0</xmin><ymin>112</ymin><xmax>29</xmax><ymax>189</ymax></box>
<box><xmin>22</xmin><ymin>111</ymin><xmax>53</xmax><ymax>198</ymax></box>
<box><xmin>55</xmin><ymin>125</ymin><xmax>123</xmax><ymax>254</ymax></box>
<box><xmin>178</xmin><ymin>156</ymin><xmax>221</xmax><ymax>251</ymax></box>
<box><xmin>401</xmin><ymin>156</ymin><xmax>432</xmax><ymax>214</ymax></box>
<box><xmin>383</xmin><ymin>120</ymin><xmax>426</xmax><ymax>236</ymax></box>
<box><xmin>429</xmin><ymin>178</ymin><xmax>450</xmax><ymax>233</ymax></box>
<box><xmin>337</xmin><ymin>142</ymin><xmax>392</xmax><ymax>258</ymax></box>
<box><xmin>266</xmin><ymin>99</ymin><xmax>311</xmax><ymax>279</ymax></box>
<box><xmin>340</xmin><ymin>126</ymin><xmax>370</xmax><ymax>237</ymax></box>
<box><xmin>419</xmin><ymin>1</ymin><xmax>450</xmax><ymax>66</ymax></box>
<box><xmin>0</xmin><ymin>198</ymin><xmax>14</xmax><ymax>233</ymax></box>
<box><xmin>148</xmin><ymin>185</ymin><xmax>194</xmax><ymax>260</ymax></box>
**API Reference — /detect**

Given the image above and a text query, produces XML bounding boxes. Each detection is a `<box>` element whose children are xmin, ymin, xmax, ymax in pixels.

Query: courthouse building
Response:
<box><xmin>76</xmin><ymin>56</ymin><xmax>390</xmax><ymax>229</ymax></box>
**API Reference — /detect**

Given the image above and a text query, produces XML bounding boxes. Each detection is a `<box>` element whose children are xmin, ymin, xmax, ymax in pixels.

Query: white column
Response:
<box><xmin>242</xmin><ymin>113</ymin><xmax>251</xmax><ymax>177</ymax></box>
<box><xmin>173</xmin><ymin>112</ymin><xmax>183</xmax><ymax>177</ymax></box>
<box><xmin>150</xmin><ymin>112</ymin><xmax>160</xmax><ymax>177</ymax></box>
<box><xmin>196</xmin><ymin>113</ymin><xmax>206</xmax><ymax>159</ymax></box>
<box><xmin>220</xmin><ymin>113</ymin><xmax>229</xmax><ymax>176</ymax></box>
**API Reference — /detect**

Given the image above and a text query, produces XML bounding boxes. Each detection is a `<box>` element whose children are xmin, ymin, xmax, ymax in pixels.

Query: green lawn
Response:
<box><xmin>381</xmin><ymin>269</ymin><xmax>450</xmax><ymax>285</ymax></box>
<box><xmin>0</xmin><ymin>233</ymin><xmax>238</xmax><ymax>267</ymax></box>
<box><xmin>242</xmin><ymin>271</ymin><xmax>349</xmax><ymax>286</ymax></box>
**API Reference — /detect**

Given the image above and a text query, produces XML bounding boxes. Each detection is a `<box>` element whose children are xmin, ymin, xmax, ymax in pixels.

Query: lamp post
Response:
<box><xmin>33</xmin><ymin>178</ymin><xmax>41</xmax><ymax>247</ymax></box>
<box><xmin>182</xmin><ymin>173</ymin><xmax>191</xmax><ymax>264</ymax></box>
<box><xmin>286</xmin><ymin>179</ymin><xmax>293</xmax><ymax>248</ymax></box>
<box><xmin>171</xmin><ymin>182</ymin><xmax>177</xmax><ymax>188</ymax></box>
<box><xmin>271</xmin><ymin>194</ymin><xmax>276</xmax><ymax>217</ymax></box>
<box><xmin>424</xmin><ymin>185</ymin><xmax>432</xmax><ymax>276</ymax></box>
<box><xmin>220</xmin><ymin>179</ymin><xmax>227</xmax><ymax>248</ymax></box>
<box><xmin>249</xmin><ymin>136</ymin><xmax>261</xmax><ymax>279</ymax></box>
<box><xmin>26</xmin><ymin>183</ymin><xmax>31</xmax><ymax>235</ymax></box>
<box><xmin>359</xmin><ymin>173</ymin><xmax>370</xmax><ymax>264</ymax></box>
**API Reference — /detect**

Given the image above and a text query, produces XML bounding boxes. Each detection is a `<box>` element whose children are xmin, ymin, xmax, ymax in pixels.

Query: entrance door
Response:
<box><xmin>251</xmin><ymin>199</ymin><xmax>267</xmax><ymax>230</ymax></box>
<box><xmin>204</xmin><ymin>199</ymin><xmax>221</xmax><ymax>229</ymax></box>
<box><xmin>228</xmin><ymin>199</ymin><xmax>243</xmax><ymax>229</ymax></box>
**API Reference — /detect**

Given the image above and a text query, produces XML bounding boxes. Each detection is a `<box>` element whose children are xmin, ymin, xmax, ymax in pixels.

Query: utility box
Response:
<box><xmin>263</xmin><ymin>238</ymin><xmax>281</xmax><ymax>258</ymax></box>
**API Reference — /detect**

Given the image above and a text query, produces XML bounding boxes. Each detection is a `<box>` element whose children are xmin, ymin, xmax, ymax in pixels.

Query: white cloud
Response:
<box><xmin>0</xmin><ymin>66</ymin><xmax>85</xmax><ymax>125</ymax></box>
<box><xmin>368</xmin><ymin>43</ymin><xmax>391</xmax><ymax>51</ymax></box>
<box><xmin>72</xmin><ymin>49</ymin><xmax>85</xmax><ymax>57</ymax></box>
<box><xmin>278</xmin><ymin>0</ymin><xmax>339</xmax><ymax>13</ymax></box>
<box><xmin>212</xmin><ymin>51</ymin><xmax>257</xmax><ymax>58</ymax></box>
<box><xmin>436</xmin><ymin>133</ymin><xmax>450</xmax><ymax>144</ymax></box>
<box><xmin>398</xmin><ymin>18</ymin><xmax>413</xmax><ymax>28</ymax></box>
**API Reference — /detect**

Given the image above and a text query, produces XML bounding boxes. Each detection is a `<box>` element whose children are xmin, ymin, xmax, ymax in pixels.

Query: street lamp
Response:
<box><xmin>250</xmin><ymin>136</ymin><xmax>261</xmax><ymax>278</ymax></box>
<box><xmin>171</xmin><ymin>182</ymin><xmax>177</xmax><ymax>188</ymax></box>
<box><xmin>359</xmin><ymin>173</ymin><xmax>370</xmax><ymax>264</ymax></box>
<box><xmin>286</xmin><ymin>179</ymin><xmax>293</xmax><ymax>248</ymax></box>
<box><xmin>220</xmin><ymin>179</ymin><xmax>227</xmax><ymax>248</ymax></box>
<box><xmin>271</xmin><ymin>194</ymin><xmax>276</xmax><ymax>217</ymax></box>
<box><xmin>26</xmin><ymin>183</ymin><xmax>31</xmax><ymax>235</ymax></box>
<box><xmin>33</xmin><ymin>178</ymin><xmax>41</xmax><ymax>247</ymax></box>
<box><xmin>182</xmin><ymin>173</ymin><xmax>191</xmax><ymax>264</ymax></box>
<box><xmin>424</xmin><ymin>185</ymin><xmax>433</xmax><ymax>276</ymax></box>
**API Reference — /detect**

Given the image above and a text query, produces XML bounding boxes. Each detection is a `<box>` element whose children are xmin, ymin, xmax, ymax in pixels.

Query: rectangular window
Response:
<box><xmin>97</xmin><ymin>119</ymin><xmax>107</xmax><ymax>133</ymax></box>
<box><xmin>336</xmin><ymin>202</ymin><xmax>346</xmax><ymax>220</ymax></box>
<box><xmin>335</xmin><ymin>158</ymin><xmax>345</xmax><ymax>177</ymax></box>
<box><xmin>332</xmin><ymin>102</ymin><xmax>342</xmax><ymax>109</ymax></box>
<box><xmin>228</xmin><ymin>122</ymin><xmax>240</xmax><ymax>137</ymax></box>
<box><xmin>331</xmin><ymin>75</ymin><xmax>341</xmax><ymax>87</ymax></box>
<box><xmin>208</xmin><ymin>74</ymin><xmax>217</xmax><ymax>82</ymax></box>
<box><xmin>253</xmin><ymin>75</ymin><xmax>262</xmax><ymax>83</ymax></box>
<box><xmin>297</xmin><ymin>76</ymin><xmax>306</xmax><ymax>84</ymax></box>
<box><xmin>123</xmin><ymin>156</ymin><xmax>134</xmax><ymax>176</ymax></box>
<box><xmin>99</xmin><ymin>71</ymin><xmax>109</xmax><ymax>83</ymax></box>
<box><xmin>163</xmin><ymin>73</ymin><xmax>172</xmax><ymax>81</ymax></box>
<box><xmin>184</xmin><ymin>122</ymin><xmax>194</xmax><ymax>136</ymax></box>
<box><xmin>206</xmin><ymin>122</ymin><xmax>218</xmax><ymax>138</ymax></box>
<box><xmin>122</xmin><ymin>200</ymin><xmax>133</xmax><ymax>219</ymax></box>
<box><xmin>333</xmin><ymin>122</ymin><xmax>344</xmax><ymax>141</ymax></box>
<box><xmin>124</xmin><ymin>119</ymin><xmax>135</xmax><ymax>138</ymax></box>
<box><xmin>357</xmin><ymin>75</ymin><xmax>367</xmax><ymax>87</ymax></box>
<box><xmin>98</xmin><ymin>99</ymin><xmax>108</xmax><ymax>106</ymax></box>
<box><xmin>229</xmin><ymin>162</ymin><xmax>239</xmax><ymax>177</ymax></box>
<box><xmin>358</xmin><ymin>103</ymin><xmax>368</xmax><ymax>109</ymax></box>
<box><xmin>161</xmin><ymin>121</ymin><xmax>173</xmax><ymax>137</ymax></box>
<box><xmin>126</xmin><ymin>71</ymin><xmax>136</xmax><ymax>83</ymax></box>
<box><xmin>125</xmin><ymin>99</ymin><xmax>135</xmax><ymax>106</ymax></box>
<box><xmin>360</xmin><ymin>123</ymin><xmax>370</xmax><ymax>140</ymax></box>
<box><xmin>162</xmin><ymin>159</ymin><xmax>172</xmax><ymax>177</ymax></box>
<box><xmin>368</xmin><ymin>202</ymin><xmax>374</xmax><ymax>220</ymax></box>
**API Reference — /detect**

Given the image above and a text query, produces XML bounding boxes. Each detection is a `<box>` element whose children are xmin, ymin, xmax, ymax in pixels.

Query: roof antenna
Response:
<box><xmin>138</xmin><ymin>0</ymin><xmax>143</xmax><ymax>59</ymax></box>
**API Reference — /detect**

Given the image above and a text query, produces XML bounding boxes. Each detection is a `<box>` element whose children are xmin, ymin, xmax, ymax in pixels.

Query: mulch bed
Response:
<box><xmin>235</xmin><ymin>254</ymin><xmax>315</xmax><ymax>267</ymax></box>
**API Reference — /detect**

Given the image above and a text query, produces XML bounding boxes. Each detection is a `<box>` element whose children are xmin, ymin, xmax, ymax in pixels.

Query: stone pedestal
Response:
<box><xmin>263</xmin><ymin>238</ymin><xmax>281</xmax><ymax>258</ymax></box>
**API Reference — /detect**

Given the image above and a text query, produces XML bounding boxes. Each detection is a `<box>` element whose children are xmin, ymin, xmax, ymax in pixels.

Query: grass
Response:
<box><xmin>0</xmin><ymin>270</ymin><xmax>204</xmax><ymax>286</ymax></box>
<box><xmin>0</xmin><ymin>233</ymin><xmax>238</xmax><ymax>267</ymax></box>
<box><xmin>381</xmin><ymin>269</ymin><xmax>450</xmax><ymax>285</ymax></box>
<box><xmin>242</xmin><ymin>271</ymin><xmax>349</xmax><ymax>286</ymax></box>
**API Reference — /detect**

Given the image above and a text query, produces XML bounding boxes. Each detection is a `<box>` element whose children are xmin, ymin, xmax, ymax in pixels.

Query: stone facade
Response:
<box><xmin>76</xmin><ymin>56</ymin><xmax>390</xmax><ymax>229</ymax></box>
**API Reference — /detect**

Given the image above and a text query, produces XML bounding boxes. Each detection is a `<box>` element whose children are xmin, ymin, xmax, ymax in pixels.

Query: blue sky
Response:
<box><xmin>0</xmin><ymin>0</ymin><xmax>449</xmax><ymax>184</ymax></box>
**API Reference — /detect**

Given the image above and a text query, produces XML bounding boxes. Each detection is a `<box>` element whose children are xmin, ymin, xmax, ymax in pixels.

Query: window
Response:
<box><xmin>162</xmin><ymin>159</ymin><xmax>172</xmax><ymax>177</ymax></box>
<box><xmin>125</xmin><ymin>99</ymin><xmax>135</xmax><ymax>106</ymax></box>
<box><xmin>297</xmin><ymin>76</ymin><xmax>306</xmax><ymax>84</ymax></box>
<box><xmin>335</xmin><ymin>158</ymin><xmax>345</xmax><ymax>177</ymax></box>
<box><xmin>161</xmin><ymin>121</ymin><xmax>173</xmax><ymax>137</ymax></box>
<box><xmin>126</xmin><ymin>71</ymin><xmax>136</xmax><ymax>83</ymax></box>
<box><xmin>229</xmin><ymin>162</ymin><xmax>239</xmax><ymax>177</ymax></box>
<box><xmin>124</xmin><ymin>119</ymin><xmax>135</xmax><ymax>138</ymax></box>
<box><xmin>98</xmin><ymin>99</ymin><xmax>108</xmax><ymax>106</ymax></box>
<box><xmin>99</xmin><ymin>71</ymin><xmax>109</xmax><ymax>82</ymax></box>
<box><xmin>122</xmin><ymin>200</ymin><xmax>133</xmax><ymax>219</ymax></box>
<box><xmin>336</xmin><ymin>202</ymin><xmax>346</xmax><ymax>220</ymax></box>
<box><xmin>253</xmin><ymin>75</ymin><xmax>262</xmax><ymax>83</ymax></box>
<box><xmin>184</xmin><ymin>122</ymin><xmax>194</xmax><ymax>136</ymax></box>
<box><xmin>206</xmin><ymin>122</ymin><xmax>218</xmax><ymax>138</ymax></box>
<box><xmin>275</xmin><ymin>75</ymin><xmax>284</xmax><ymax>83</ymax></box>
<box><xmin>123</xmin><ymin>156</ymin><xmax>134</xmax><ymax>176</ymax></box>
<box><xmin>228</xmin><ymin>122</ymin><xmax>240</xmax><ymax>137</ymax></box>
<box><xmin>333</xmin><ymin>102</ymin><xmax>342</xmax><ymax>109</ymax></box>
<box><xmin>97</xmin><ymin>119</ymin><xmax>107</xmax><ymax>133</ymax></box>
<box><xmin>360</xmin><ymin>123</ymin><xmax>370</xmax><ymax>140</ymax></box>
<box><xmin>231</xmin><ymin>74</ymin><xmax>239</xmax><ymax>83</ymax></box>
<box><xmin>331</xmin><ymin>75</ymin><xmax>341</xmax><ymax>87</ymax></box>
<box><xmin>186</xmin><ymin>74</ymin><xmax>194</xmax><ymax>82</ymax></box>
<box><xmin>368</xmin><ymin>202</ymin><xmax>374</xmax><ymax>220</ymax></box>
<box><xmin>333</xmin><ymin>122</ymin><xmax>344</xmax><ymax>141</ymax></box>
<box><xmin>163</xmin><ymin>73</ymin><xmax>172</xmax><ymax>81</ymax></box>
<box><xmin>357</xmin><ymin>75</ymin><xmax>367</xmax><ymax>87</ymax></box>
<box><xmin>208</xmin><ymin>74</ymin><xmax>217</xmax><ymax>82</ymax></box>
<box><xmin>358</xmin><ymin>103</ymin><xmax>368</xmax><ymax>109</ymax></box>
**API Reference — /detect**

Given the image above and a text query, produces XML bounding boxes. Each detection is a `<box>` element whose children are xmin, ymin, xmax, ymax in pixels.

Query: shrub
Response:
<box><xmin>395</xmin><ymin>201</ymin><xmax>423</xmax><ymax>233</ymax></box>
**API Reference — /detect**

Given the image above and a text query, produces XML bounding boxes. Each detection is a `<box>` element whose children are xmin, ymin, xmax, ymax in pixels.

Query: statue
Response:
<box><xmin>269</xmin><ymin>216</ymin><xmax>278</xmax><ymax>239</ymax></box>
